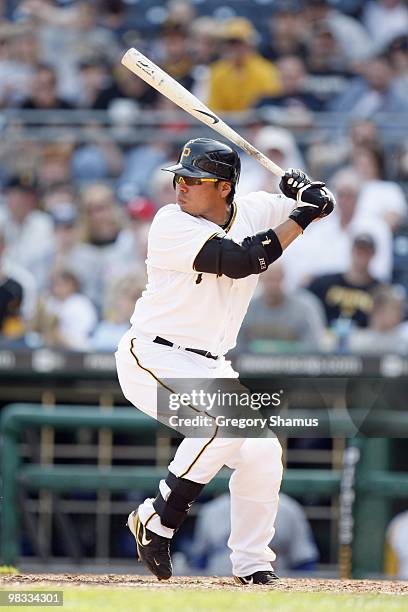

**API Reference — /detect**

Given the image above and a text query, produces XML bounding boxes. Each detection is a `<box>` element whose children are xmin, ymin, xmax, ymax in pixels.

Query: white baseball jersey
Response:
<box><xmin>129</xmin><ymin>191</ymin><xmax>295</xmax><ymax>356</ymax></box>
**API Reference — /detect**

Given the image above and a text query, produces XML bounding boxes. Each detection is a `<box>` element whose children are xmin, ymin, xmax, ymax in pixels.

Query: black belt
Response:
<box><xmin>153</xmin><ymin>336</ymin><xmax>218</xmax><ymax>360</ymax></box>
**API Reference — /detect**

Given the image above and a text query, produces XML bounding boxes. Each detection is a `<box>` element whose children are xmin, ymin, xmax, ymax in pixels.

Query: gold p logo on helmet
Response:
<box><xmin>181</xmin><ymin>146</ymin><xmax>191</xmax><ymax>161</ymax></box>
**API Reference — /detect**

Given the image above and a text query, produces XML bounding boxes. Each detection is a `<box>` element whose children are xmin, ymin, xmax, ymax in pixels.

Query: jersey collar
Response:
<box><xmin>220</xmin><ymin>200</ymin><xmax>237</xmax><ymax>233</ymax></box>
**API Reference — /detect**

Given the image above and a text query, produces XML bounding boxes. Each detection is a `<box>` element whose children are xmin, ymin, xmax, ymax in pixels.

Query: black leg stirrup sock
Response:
<box><xmin>152</xmin><ymin>471</ymin><xmax>205</xmax><ymax>530</ymax></box>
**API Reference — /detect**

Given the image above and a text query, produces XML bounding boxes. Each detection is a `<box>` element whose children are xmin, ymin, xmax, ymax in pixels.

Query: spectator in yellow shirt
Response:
<box><xmin>208</xmin><ymin>18</ymin><xmax>281</xmax><ymax>112</ymax></box>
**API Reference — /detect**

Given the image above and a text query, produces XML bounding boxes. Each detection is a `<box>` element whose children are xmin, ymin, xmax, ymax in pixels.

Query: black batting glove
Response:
<box><xmin>280</xmin><ymin>168</ymin><xmax>335</xmax><ymax>230</ymax></box>
<box><xmin>279</xmin><ymin>168</ymin><xmax>313</xmax><ymax>201</ymax></box>
<box><xmin>289</xmin><ymin>183</ymin><xmax>335</xmax><ymax>230</ymax></box>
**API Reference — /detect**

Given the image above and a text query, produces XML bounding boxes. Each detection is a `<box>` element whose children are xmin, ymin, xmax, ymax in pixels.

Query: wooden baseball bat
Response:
<box><xmin>121</xmin><ymin>48</ymin><xmax>284</xmax><ymax>178</ymax></box>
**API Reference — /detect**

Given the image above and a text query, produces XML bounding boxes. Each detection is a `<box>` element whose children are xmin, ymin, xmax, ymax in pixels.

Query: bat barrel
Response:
<box><xmin>121</xmin><ymin>48</ymin><xmax>285</xmax><ymax>179</ymax></box>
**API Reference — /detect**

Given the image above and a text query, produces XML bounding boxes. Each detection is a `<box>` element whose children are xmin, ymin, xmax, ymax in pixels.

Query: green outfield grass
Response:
<box><xmin>54</xmin><ymin>589</ymin><xmax>407</xmax><ymax>612</ymax></box>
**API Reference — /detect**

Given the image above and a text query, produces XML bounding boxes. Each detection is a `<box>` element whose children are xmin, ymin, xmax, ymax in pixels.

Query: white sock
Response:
<box><xmin>137</xmin><ymin>497</ymin><xmax>174</xmax><ymax>539</ymax></box>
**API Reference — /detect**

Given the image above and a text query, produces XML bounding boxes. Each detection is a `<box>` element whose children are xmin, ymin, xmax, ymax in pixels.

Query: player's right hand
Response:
<box><xmin>289</xmin><ymin>183</ymin><xmax>335</xmax><ymax>230</ymax></box>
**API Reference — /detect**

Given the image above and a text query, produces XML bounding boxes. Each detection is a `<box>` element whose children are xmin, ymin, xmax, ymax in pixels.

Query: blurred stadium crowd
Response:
<box><xmin>0</xmin><ymin>0</ymin><xmax>408</xmax><ymax>354</ymax></box>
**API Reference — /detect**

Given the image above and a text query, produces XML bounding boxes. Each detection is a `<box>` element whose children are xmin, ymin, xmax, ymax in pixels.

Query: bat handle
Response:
<box><xmin>262</xmin><ymin>158</ymin><xmax>285</xmax><ymax>178</ymax></box>
<box><xmin>253</xmin><ymin>150</ymin><xmax>285</xmax><ymax>178</ymax></box>
<box><xmin>237</xmin><ymin>140</ymin><xmax>285</xmax><ymax>177</ymax></box>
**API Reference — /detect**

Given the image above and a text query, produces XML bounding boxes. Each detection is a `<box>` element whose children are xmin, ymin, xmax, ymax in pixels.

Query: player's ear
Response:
<box><xmin>218</xmin><ymin>181</ymin><xmax>232</xmax><ymax>199</ymax></box>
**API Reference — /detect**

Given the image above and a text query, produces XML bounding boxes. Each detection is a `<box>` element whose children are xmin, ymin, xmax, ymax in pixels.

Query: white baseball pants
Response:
<box><xmin>115</xmin><ymin>330</ymin><xmax>283</xmax><ymax>576</ymax></box>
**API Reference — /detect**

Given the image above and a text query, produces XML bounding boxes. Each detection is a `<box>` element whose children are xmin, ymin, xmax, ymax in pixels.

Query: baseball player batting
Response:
<box><xmin>115</xmin><ymin>138</ymin><xmax>334</xmax><ymax>584</ymax></box>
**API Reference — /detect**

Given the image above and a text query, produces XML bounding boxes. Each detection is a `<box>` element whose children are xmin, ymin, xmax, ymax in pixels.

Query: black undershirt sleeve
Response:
<box><xmin>193</xmin><ymin>229</ymin><xmax>283</xmax><ymax>279</ymax></box>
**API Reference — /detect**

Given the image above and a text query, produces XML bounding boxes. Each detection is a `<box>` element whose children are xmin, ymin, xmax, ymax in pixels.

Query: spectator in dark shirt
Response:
<box><xmin>93</xmin><ymin>64</ymin><xmax>158</xmax><ymax>110</ymax></box>
<box><xmin>260</xmin><ymin>2</ymin><xmax>307</xmax><ymax>62</ymax></box>
<box><xmin>97</xmin><ymin>0</ymin><xmax>134</xmax><ymax>46</ymax></box>
<box><xmin>0</xmin><ymin>228</ymin><xmax>24</xmax><ymax>342</ymax></box>
<box><xmin>0</xmin><ymin>275</ymin><xmax>23</xmax><ymax>340</ymax></box>
<box><xmin>308</xmin><ymin>233</ymin><xmax>381</xmax><ymax>328</ymax></box>
<box><xmin>386</xmin><ymin>34</ymin><xmax>408</xmax><ymax>86</ymax></box>
<box><xmin>77</xmin><ymin>55</ymin><xmax>111</xmax><ymax>108</ymax></box>
<box><xmin>302</xmin><ymin>21</ymin><xmax>353</xmax><ymax>108</ymax></box>
<box><xmin>157</xmin><ymin>20</ymin><xmax>194</xmax><ymax>90</ymax></box>
<box><xmin>256</xmin><ymin>55</ymin><xmax>323</xmax><ymax>112</ymax></box>
<box><xmin>21</xmin><ymin>63</ymin><xmax>74</xmax><ymax>110</ymax></box>
<box><xmin>304</xmin><ymin>20</ymin><xmax>354</xmax><ymax>77</ymax></box>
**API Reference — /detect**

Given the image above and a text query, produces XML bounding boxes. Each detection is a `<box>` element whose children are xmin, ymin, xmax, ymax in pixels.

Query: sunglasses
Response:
<box><xmin>175</xmin><ymin>175</ymin><xmax>219</xmax><ymax>186</ymax></box>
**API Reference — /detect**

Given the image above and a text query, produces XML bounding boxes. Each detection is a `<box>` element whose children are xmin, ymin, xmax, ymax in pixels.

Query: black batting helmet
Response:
<box><xmin>162</xmin><ymin>138</ymin><xmax>241</xmax><ymax>186</ymax></box>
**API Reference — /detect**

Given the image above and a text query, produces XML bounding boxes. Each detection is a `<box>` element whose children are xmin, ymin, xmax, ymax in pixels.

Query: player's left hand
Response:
<box><xmin>296</xmin><ymin>182</ymin><xmax>335</xmax><ymax>216</ymax></box>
